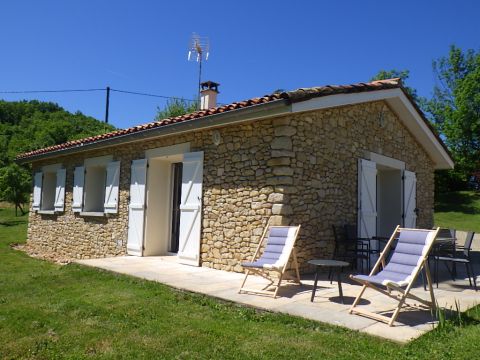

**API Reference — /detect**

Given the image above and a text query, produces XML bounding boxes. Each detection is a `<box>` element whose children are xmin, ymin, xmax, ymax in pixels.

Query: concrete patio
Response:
<box><xmin>76</xmin><ymin>254</ymin><xmax>479</xmax><ymax>344</ymax></box>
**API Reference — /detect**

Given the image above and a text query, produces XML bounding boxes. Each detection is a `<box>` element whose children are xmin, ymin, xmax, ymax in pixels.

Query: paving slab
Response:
<box><xmin>76</xmin><ymin>256</ymin><xmax>479</xmax><ymax>344</ymax></box>
<box><xmin>363</xmin><ymin>321</ymin><xmax>426</xmax><ymax>343</ymax></box>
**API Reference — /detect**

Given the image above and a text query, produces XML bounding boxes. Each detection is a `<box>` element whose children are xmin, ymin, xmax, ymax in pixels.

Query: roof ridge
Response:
<box><xmin>281</xmin><ymin>78</ymin><xmax>402</xmax><ymax>103</ymax></box>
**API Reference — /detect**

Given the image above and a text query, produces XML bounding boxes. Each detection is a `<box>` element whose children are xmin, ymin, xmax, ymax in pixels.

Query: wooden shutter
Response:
<box><xmin>54</xmin><ymin>168</ymin><xmax>66</xmax><ymax>212</ymax></box>
<box><xmin>358</xmin><ymin>159</ymin><xmax>377</xmax><ymax>239</ymax></box>
<box><xmin>32</xmin><ymin>172</ymin><xmax>43</xmax><ymax>211</ymax></box>
<box><xmin>127</xmin><ymin>159</ymin><xmax>147</xmax><ymax>256</ymax></box>
<box><xmin>104</xmin><ymin>161</ymin><xmax>120</xmax><ymax>214</ymax></box>
<box><xmin>72</xmin><ymin>166</ymin><xmax>84</xmax><ymax>213</ymax></box>
<box><xmin>178</xmin><ymin>151</ymin><xmax>203</xmax><ymax>266</ymax></box>
<box><xmin>403</xmin><ymin>170</ymin><xmax>417</xmax><ymax>228</ymax></box>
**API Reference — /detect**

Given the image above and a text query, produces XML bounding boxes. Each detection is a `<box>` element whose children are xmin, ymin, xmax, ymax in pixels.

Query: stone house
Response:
<box><xmin>17</xmin><ymin>79</ymin><xmax>453</xmax><ymax>272</ymax></box>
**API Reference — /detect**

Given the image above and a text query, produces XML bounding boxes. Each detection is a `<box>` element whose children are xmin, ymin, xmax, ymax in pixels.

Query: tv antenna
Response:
<box><xmin>188</xmin><ymin>33</ymin><xmax>210</xmax><ymax>108</ymax></box>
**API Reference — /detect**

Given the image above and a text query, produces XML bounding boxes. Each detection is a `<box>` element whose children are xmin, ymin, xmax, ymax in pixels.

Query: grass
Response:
<box><xmin>1</xmin><ymin>205</ymin><xmax>480</xmax><ymax>359</ymax></box>
<box><xmin>434</xmin><ymin>191</ymin><xmax>480</xmax><ymax>232</ymax></box>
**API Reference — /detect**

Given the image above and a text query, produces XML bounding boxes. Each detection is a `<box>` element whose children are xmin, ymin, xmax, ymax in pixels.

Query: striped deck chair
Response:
<box><xmin>349</xmin><ymin>226</ymin><xmax>440</xmax><ymax>326</ymax></box>
<box><xmin>239</xmin><ymin>225</ymin><xmax>301</xmax><ymax>298</ymax></box>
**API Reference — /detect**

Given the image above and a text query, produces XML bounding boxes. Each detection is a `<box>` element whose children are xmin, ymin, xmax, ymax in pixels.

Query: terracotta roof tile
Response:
<box><xmin>17</xmin><ymin>79</ymin><xmax>402</xmax><ymax>160</ymax></box>
<box><xmin>282</xmin><ymin>78</ymin><xmax>401</xmax><ymax>103</ymax></box>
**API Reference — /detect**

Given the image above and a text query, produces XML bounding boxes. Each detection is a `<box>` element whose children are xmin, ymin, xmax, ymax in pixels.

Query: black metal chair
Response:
<box><xmin>345</xmin><ymin>224</ymin><xmax>375</xmax><ymax>273</ymax></box>
<box><xmin>432</xmin><ymin>228</ymin><xmax>457</xmax><ymax>287</ymax></box>
<box><xmin>331</xmin><ymin>225</ymin><xmax>370</xmax><ymax>275</ymax></box>
<box><xmin>436</xmin><ymin>228</ymin><xmax>457</xmax><ymax>257</ymax></box>
<box><xmin>434</xmin><ymin>231</ymin><xmax>477</xmax><ymax>291</ymax></box>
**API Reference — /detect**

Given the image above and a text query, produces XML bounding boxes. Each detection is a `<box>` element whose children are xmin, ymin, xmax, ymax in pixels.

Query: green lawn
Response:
<box><xmin>1</xmin><ymin>205</ymin><xmax>480</xmax><ymax>359</ymax></box>
<box><xmin>435</xmin><ymin>191</ymin><xmax>480</xmax><ymax>232</ymax></box>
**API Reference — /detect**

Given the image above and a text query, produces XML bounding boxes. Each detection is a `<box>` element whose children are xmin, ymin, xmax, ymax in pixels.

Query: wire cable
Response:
<box><xmin>0</xmin><ymin>88</ymin><xmax>105</xmax><ymax>94</ymax></box>
<box><xmin>110</xmin><ymin>88</ymin><xmax>197</xmax><ymax>102</ymax></box>
<box><xmin>0</xmin><ymin>87</ymin><xmax>198</xmax><ymax>103</ymax></box>
<box><xmin>0</xmin><ymin>87</ymin><xmax>225</xmax><ymax>105</ymax></box>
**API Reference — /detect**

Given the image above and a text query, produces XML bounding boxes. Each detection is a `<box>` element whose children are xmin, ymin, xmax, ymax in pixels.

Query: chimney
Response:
<box><xmin>200</xmin><ymin>80</ymin><xmax>220</xmax><ymax>110</ymax></box>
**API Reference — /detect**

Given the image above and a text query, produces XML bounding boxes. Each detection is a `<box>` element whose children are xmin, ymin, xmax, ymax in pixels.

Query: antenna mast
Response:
<box><xmin>188</xmin><ymin>33</ymin><xmax>210</xmax><ymax>109</ymax></box>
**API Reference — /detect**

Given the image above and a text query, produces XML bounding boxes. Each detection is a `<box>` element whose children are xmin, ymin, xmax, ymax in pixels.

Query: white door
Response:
<box><xmin>403</xmin><ymin>170</ymin><xmax>417</xmax><ymax>228</ymax></box>
<box><xmin>178</xmin><ymin>151</ymin><xmax>203</xmax><ymax>266</ymax></box>
<box><xmin>127</xmin><ymin>159</ymin><xmax>148</xmax><ymax>256</ymax></box>
<box><xmin>358</xmin><ymin>159</ymin><xmax>377</xmax><ymax>239</ymax></box>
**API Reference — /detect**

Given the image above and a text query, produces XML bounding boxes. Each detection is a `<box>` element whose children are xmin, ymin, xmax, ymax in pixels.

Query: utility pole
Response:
<box><xmin>197</xmin><ymin>57</ymin><xmax>202</xmax><ymax>108</ymax></box>
<box><xmin>105</xmin><ymin>86</ymin><xmax>110</xmax><ymax>124</ymax></box>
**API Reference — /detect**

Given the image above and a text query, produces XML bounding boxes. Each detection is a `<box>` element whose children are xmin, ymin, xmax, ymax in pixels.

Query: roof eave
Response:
<box><xmin>16</xmin><ymin>99</ymin><xmax>291</xmax><ymax>164</ymax></box>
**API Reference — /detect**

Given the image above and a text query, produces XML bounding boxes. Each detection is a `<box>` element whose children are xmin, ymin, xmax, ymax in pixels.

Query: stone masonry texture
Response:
<box><xmin>26</xmin><ymin>100</ymin><xmax>435</xmax><ymax>272</ymax></box>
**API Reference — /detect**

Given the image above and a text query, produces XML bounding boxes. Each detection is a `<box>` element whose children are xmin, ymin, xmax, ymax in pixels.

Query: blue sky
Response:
<box><xmin>0</xmin><ymin>0</ymin><xmax>478</xmax><ymax>129</ymax></box>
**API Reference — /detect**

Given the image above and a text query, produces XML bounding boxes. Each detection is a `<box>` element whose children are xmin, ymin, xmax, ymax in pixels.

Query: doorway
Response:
<box><xmin>376</xmin><ymin>166</ymin><xmax>402</xmax><ymax>237</ymax></box>
<box><xmin>358</xmin><ymin>153</ymin><xmax>416</xmax><ymax>267</ymax></box>
<box><xmin>126</xmin><ymin>143</ymin><xmax>204</xmax><ymax>266</ymax></box>
<box><xmin>358</xmin><ymin>153</ymin><xmax>408</xmax><ymax>240</ymax></box>
<box><xmin>169</xmin><ymin>162</ymin><xmax>183</xmax><ymax>253</ymax></box>
<box><xmin>143</xmin><ymin>155</ymin><xmax>182</xmax><ymax>256</ymax></box>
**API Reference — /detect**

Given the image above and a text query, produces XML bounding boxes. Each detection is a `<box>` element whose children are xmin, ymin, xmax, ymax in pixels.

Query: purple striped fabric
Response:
<box><xmin>242</xmin><ymin>227</ymin><xmax>291</xmax><ymax>269</ymax></box>
<box><xmin>352</xmin><ymin>230</ymin><xmax>430</xmax><ymax>287</ymax></box>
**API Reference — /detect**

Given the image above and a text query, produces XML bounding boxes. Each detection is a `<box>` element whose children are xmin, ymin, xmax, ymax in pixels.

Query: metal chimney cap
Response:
<box><xmin>200</xmin><ymin>81</ymin><xmax>220</xmax><ymax>93</ymax></box>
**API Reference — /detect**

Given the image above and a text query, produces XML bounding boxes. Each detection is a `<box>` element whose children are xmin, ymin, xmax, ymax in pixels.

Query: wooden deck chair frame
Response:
<box><xmin>238</xmin><ymin>225</ymin><xmax>301</xmax><ymax>298</ymax></box>
<box><xmin>349</xmin><ymin>226</ymin><xmax>440</xmax><ymax>326</ymax></box>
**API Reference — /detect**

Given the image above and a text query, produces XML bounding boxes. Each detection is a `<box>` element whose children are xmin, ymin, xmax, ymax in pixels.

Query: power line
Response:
<box><xmin>110</xmin><ymin>88</ymin><xmax>197</xmax><ymax>103</ymax></box>
<box><xmin>0</xmin><ymin>88</ymin><xmax>105</xmax><ymax>94</ymax></box>
<box><xmin>0</xmin><ymin>86</ymin><xmax>225</xmax><ymax>124</ymax></box>
<box><xmin>0</xmin><ymin>87</ymin><xmax>199</xmax><ymax>103</ymax></box>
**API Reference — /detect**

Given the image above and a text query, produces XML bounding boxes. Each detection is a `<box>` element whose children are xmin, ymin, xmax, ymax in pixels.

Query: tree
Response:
<box><xmin>0</xmin><ymin>164</ymin><xmax>31</xmax><ymax>216</ymax></box>
<box><xmin>0</xmin><ymin>99</ymin><xmax>116</xmax><ymax>214</ymax></box>
<box><xmin>371</xmin><ymin>69</ymin><xmax>420</xmax><ymax>102</ymax></box>
<box><xmin>425</xmin><ymin>46</ymin><xmax>480</xmax><ymax>190</ymax></box>
<box><xmin>155</xmin><ymin>98</ymin><xmax>198</xmax><ymax>121</ymax></box>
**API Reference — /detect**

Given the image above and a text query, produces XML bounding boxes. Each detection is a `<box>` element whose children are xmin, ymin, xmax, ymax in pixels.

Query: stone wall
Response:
<box><xmin>274</xmin><ymin>101</ymin><xmax>435</xmax><ymax>268</ymax></box>
<box><xmin>26</xmin><ymin>100</ymin><xmax>436</xmax><ymax>272</ymax></box>
<box><xmin>27</xmin><ymin>120</ymin><xmax>281</xmax><ymax>269</ymax></box>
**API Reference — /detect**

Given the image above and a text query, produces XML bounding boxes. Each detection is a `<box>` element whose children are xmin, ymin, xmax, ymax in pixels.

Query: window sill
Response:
<box><xmin>79</xmin><ymin>211</ymin><xmax>105</xmax><ymax>217</ymax></box>
<box><xmin>37</xmin><ymin>210</ymin><xmax>56</xmax><ymax>215</ymax></box>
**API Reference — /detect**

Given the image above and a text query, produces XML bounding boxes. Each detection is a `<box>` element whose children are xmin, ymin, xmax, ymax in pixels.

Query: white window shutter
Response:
<box><xmin>127</xmin><ymin>159</ymin><xmax>148</xmax><ymax>256</ymax></box>
<box><xmin>178</xmin><ymin>151</ymin><xmax>204</xmax><ymax>266</ymax></box>
<box><xmin>403</xmin><ymin>170</ymin><xmax>417</xmax><ymax>228</ymax></box>
<box><xmin>32</xmin><ymin>172</ymin><xmax>43</xmax><ymax>211</ymax></box>
<box><xmin>104</xmin><ymin>161</ymin><xmax>120</xmax><ymax>214</ymax></box>
<box><xmin>54</xmin><ymin>168</ymin><xmax>66</xmax><ymax>212</ymax></box>
<box><xmin>72</xmin><ymin>166</ymin><xmax>84</xmax><ymax>213</ymax></box>
<box><xmin>358</xmin><ymin>159</ymin><xmax>377</xmax><ymax>239</ymax></box>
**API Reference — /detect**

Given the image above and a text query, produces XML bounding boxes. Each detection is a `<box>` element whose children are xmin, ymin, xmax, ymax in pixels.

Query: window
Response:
<box><xmin>84</xmin><ymin>165</ymin><xmax>107</xmax><ymax>212</ymax></box>
<box><xmin>32</xmin><ymin>164</ymin><xmax>66</xmax><ymax>213</ymax></box>
<box><xmin>41</xmin><ymin>171</ymin><xmax>57</xmax><ymax>211</ymax></box>
<box><xmin>73</xmin><ymin>155</ymin><xmax>120</xmax><ymax>215</ymax></box>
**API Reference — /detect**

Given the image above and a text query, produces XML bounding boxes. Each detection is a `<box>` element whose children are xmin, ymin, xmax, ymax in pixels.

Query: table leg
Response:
<box><xmin>311</xmin><ymin>267</ymin><xmax>319</xmax><ymax>302</ymax></box>
<box><xmin>337</xmin><ymin>268</ymin><xmax>344</xmax><ymax>304</ymax></box>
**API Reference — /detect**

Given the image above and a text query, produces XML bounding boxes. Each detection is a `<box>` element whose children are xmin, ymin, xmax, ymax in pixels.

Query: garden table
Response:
<box><xmin>308</xmin><ymin>259</ymin><xmax>349</xmax><ymax>304</ymax></box>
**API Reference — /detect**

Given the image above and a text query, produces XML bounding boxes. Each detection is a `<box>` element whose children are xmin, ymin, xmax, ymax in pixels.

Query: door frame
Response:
<box><xmin>364</xmin><ymin>151</ymin><xmax>405</xmax><ymax>171</ymax></box>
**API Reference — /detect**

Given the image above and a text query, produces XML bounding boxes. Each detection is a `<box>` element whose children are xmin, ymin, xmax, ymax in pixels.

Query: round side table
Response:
<box><xmin>308</xmin><ymin>259</ymin><xmax>350</xmax><ymax>304</ymax></box>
